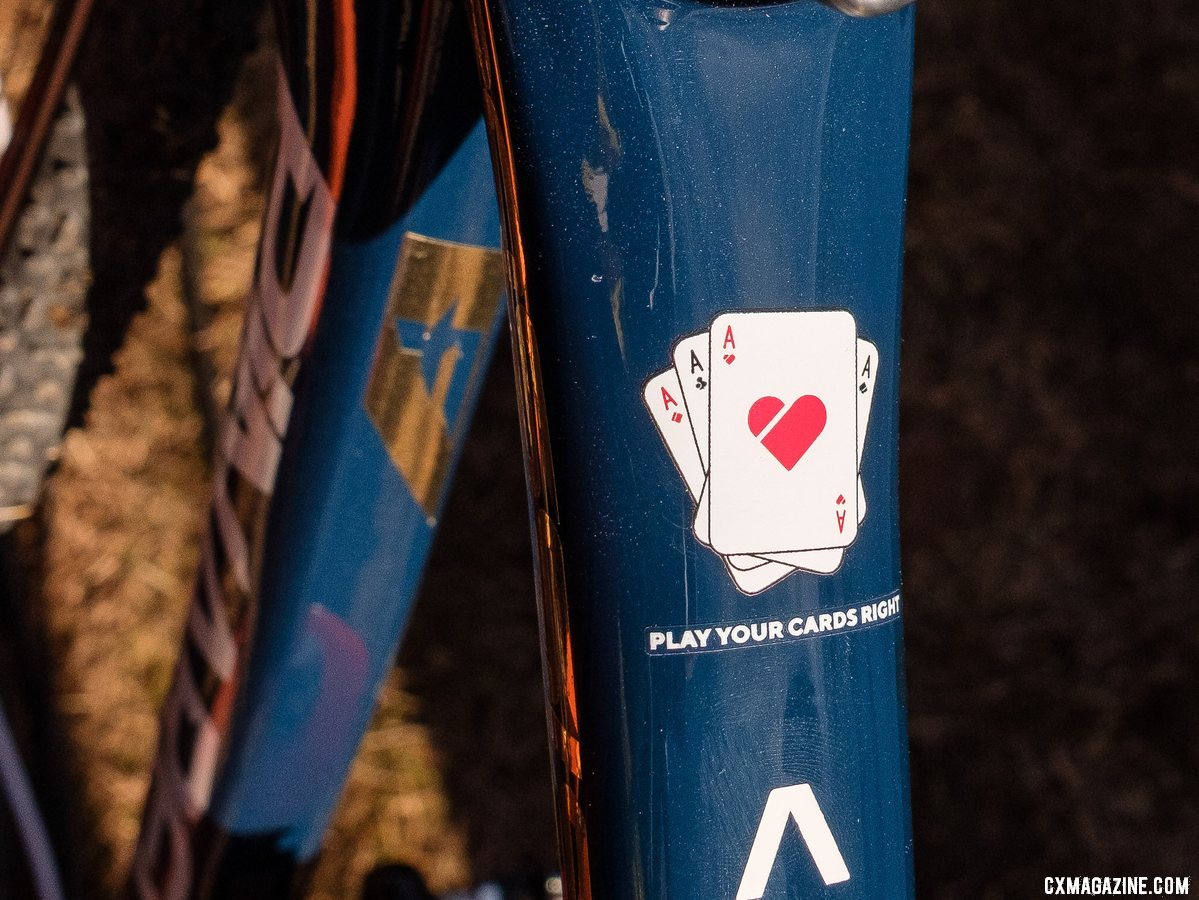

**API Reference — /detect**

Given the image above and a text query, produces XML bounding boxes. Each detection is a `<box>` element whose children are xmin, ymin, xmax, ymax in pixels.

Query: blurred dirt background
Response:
<box><xmin>12</xmin><ymin>7</ymin><xmax>552</xmax><ymax>897</ymax></box>
<box><xmin>3</xmin><ymin>0</ymin><xmax>1198</xmax><ymax>898</ymax></box>
<box><xmin>0</xmin><ymin>0</ymin><xmax>54</xmax><ymax>120</ymax></box>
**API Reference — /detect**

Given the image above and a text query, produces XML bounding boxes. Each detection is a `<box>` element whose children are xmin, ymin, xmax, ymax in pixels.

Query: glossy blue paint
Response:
<box><xmin>473</xmin><ymin>1</ymin><xmax>915</xmax><ymax>896</ymax></box>
<box><xmin>207</xmin><ymin>121</ymin><xmax>504</xmax><ymax>857</ymax></box>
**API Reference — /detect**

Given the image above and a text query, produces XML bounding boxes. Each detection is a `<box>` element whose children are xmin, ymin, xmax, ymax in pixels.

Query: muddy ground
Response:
<box><xmin>7</xmin><ymin>0</ymin><xmax>1199</xmax><ymax>897</ymax></box>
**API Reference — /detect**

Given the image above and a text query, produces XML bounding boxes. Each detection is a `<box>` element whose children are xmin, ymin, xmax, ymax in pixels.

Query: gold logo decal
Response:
<box><xmin>365</xmin><ymin>232</ymin><xmax>505</xmax><ymax>518</ymax></box>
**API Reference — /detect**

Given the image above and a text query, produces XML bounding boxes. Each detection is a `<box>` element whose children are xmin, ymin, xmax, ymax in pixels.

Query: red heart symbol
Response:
<box><xmin>747</xmin><ymin>395</ymin><xmax>827</xmax><ymax>471</ymax></box>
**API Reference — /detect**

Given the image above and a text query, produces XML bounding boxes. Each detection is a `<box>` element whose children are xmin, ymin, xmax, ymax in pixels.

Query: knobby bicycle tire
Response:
<box><xmin>0</xmin><ymin>84</ymin><xmax>90</xmax><ymax>530</ymax></box>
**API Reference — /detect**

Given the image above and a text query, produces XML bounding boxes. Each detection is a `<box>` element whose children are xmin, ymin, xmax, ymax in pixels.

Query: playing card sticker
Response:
<box><xmin>643</xmin><ymin>369</ymin><xmax>796</xmax><ymax>595</ymax></box>
<box><xmin>644</xmin><ymin>310</ymin><xmax>878</xmax><ymax>595</ymax></box>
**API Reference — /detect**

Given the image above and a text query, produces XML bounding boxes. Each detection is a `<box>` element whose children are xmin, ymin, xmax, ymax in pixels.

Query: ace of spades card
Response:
<box><xmin>644</xmin><ymin>309</ymin><xmax>878</xmax><ymax>595</ymax></box>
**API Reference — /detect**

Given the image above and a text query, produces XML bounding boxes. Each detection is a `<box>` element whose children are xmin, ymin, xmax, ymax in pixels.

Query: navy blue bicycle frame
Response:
<box><xmin>468</xmin><ymin>0</ymin><xmax>916</xmax><ymax>896</ymax></box>
<box><xmin>132</xmin><ymin>0</ymin><xmax>918</xmax><ymax>897</ymax></box>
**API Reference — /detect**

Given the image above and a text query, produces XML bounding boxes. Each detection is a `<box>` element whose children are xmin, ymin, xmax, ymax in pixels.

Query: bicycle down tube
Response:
<box><xmin>467</xmin><ymin>0</ymin><xmax>917</xmax><ymax>897</ymax></box>
<box><xmin>130</xmin><ymin>1</ymin><xmax>504</xmax><ymax>895</ymax></box>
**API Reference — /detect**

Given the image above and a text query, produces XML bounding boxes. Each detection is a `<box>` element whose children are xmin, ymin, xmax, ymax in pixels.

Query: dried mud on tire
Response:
<box><xmin>0</xmin><ymin>87</ymin><xmax>89</xmax><ymax>527</ymax></box>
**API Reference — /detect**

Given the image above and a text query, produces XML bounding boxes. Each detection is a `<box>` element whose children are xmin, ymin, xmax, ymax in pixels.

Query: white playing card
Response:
<box><xmin>692</xmin><ymin>336</ymin><xmax>878</xmax><ymax>571</ymax></box>
<box><xmin>725</xmin><ymin>557</ymin><xmax>796</xmax><ymax>595</ymax></box>
<box><xmin>855</xmin><ymin>339</ymin><xmax>878</xmax><ymax>454</ymax></box>
<box><xmin>853</xmin><ymin>338</ymin><xmax>878</xmax><ymax>521</ymax></box>
<box><xmin>643</xmin><ymin>368</ymin><xmax>705</xmax><ymax>499</ymax></box>
<box><xmin>759</xmin><ymin>337</ymin><xmax>878</xmax><ymax>567</ymax></box>
<box><xmin>705</xmin><ymin>310</ymin><xmax>859</xmax><ymax>555</ymax></box>
<box><xmin>673</xmin><ymin>332</ymin><xmax>711</xmax><ymax>469</ymax></box>
<box><xmin>693</xmin><ymin>482</ymin><xmax>848</xmax><ymax>574</ymax></box>
<box><xmin>643</xmin><ymin>368</ymin><xmax>796</xmax><ymax>592</ymax></box>
<box><xmin>726</xmin><ymin>555</ymin><xmax>771</xmax><ymax>572</ymax></box>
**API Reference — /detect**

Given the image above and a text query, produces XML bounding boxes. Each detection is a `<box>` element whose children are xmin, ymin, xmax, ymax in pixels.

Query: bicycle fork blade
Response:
<box><xmin>467</xmin><ymin>1</ymin><xmax>917</xmax><ymax>897</ymax></box>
